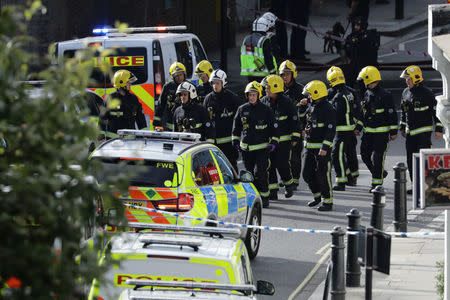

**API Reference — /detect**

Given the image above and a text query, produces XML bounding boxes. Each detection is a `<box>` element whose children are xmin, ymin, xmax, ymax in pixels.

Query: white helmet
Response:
<box><xmin>252</xmin><ymin>17</ymin><xmax>271</xmax><ymax>33</ymax></box>
<box><xmin>261</xmin><ymin>12</ymin><xmax>277</xmax><ymax>28</ymax></box>
<box><xmin>209</xmin><ymin>69</ymin><xmax>227</xmax><ymax>87</ymax></box>
<box><xmin>176</xmin><ymin>81</ymin><xmax>197</xmax><ymax>99</ymax></box>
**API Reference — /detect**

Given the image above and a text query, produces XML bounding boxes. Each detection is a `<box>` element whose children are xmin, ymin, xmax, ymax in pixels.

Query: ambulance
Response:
<box><xmin>54</xmin><ymin>26</ymin><xmax>208</xmax><ymax>128</ymax></box>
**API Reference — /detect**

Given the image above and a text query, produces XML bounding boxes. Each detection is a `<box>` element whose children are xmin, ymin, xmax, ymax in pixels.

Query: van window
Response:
<box><xmin>175</xmin><ymin>41</ymin><xmax>193</xmax><ymax>78</ymax></box>
<box><xmin>192</xmin><ymin>38</ymin><xmax>207</xmax><ymax>63</ymax></box>
<box><xmin>63</xmin><ymin>47</ymin><xmax>148</xmax><ymax>88</ymax></box>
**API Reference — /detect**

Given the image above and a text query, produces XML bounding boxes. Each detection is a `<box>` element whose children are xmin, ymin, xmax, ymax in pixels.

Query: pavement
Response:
<box><xmin>208</xmin><ymin>0</ymin><xmax>449</xmax><ymax>299</ymax></box>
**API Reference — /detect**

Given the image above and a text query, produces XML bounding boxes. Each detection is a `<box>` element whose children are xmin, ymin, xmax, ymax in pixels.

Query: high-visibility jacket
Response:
<box><xmin>232</xmin><ymin>101</ymin><xmax>279</xmax><ymax>151</ymax></box>
<box><xmin>360</xmin><ymin>84</ymin><xmax>398</xmax><ymax>136</ymax></box>
<box><xmin>240</xmin><ymin>32</ymin><xmax>277</xmax><ymax>77</ymax></box>
<box><xmin>400</xmin><ymin>83</ymin><xmax>443</xmax><ymax>136</ymax></box>
<box><xmin>328</xmin><ymin>84</ymin><xmax>362</xmax><ymax>132</ymax></box>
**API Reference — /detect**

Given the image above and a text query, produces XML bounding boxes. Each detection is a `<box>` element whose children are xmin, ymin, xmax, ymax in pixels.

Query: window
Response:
<box><xmin>192</xmin><ymin>150</ymin><xmax>220</xmax><ymax>186</ymax></box>
<box><xmin>63</xmin><ymin>47</ymin><xmax>148</xmax><ymax>88</ymax></box>
<box><xmin>211</xmin><ymin>149</ymin><xmax>236</xmax><ymax>184</ymax></box>
<box><xmin>96</xmin><ymin>158</ymin><xmax>178</xmax><ymax>187</ymax></box>
<box><xmin>175</xmin><ymin>41</ymin><xmax>193</xmax><ymax>78</ymax></box>
<box><xmin>192</xmin><ymin>38</ymin><xmax>207</xmax><ymax>63</ymax></box>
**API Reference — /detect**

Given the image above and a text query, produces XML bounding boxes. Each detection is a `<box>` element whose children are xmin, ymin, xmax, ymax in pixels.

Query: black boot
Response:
<box><xmin>307</xmin><ymin>197</ymin><xmax>321</xmax><ymax>207</ymax></box>
<box><xmin>346</xmin><ymin>176</ymin><xmax>357</xmax><ymax>186</ymax></box>
<box><xmin>333</xmin><ymin>183</ymin><xmax>346</xmax><ymax>191</ymax></box>
<box><xmin>285</xmin><ymin>184</ymin><xmax>295</xmax><ymax>198</ymax></box>
<box><xmin>269</xmin><ymin>190</ymin><xmax>278</xmax><ymax>200</ymax></box>
<box><xmin>262</xmin><ymin>197</ymin><xmax>270</xmax><ymax>208</ymax></box>
<box><xmin>318</xmin><ymin>203</ymin><xmax>333</xmax><ymax>211</ymax></box>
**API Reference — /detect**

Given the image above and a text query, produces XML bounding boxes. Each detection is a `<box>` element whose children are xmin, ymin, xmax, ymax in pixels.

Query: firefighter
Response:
<box><xmin>240</xmin><ymin>16</ymin><xmax>278</xmax><ymax>83</ymax></box>
<box><xmin>299</xmin><ymin>80</ymin><xmax>336</xmax><ymax>211</ymax></box>
<box><xmin>260</xmin><ymin>75</ymin><xmax>299</xmax><ymax>199</ymax></box>
<box><xmin>154</xmin><ymin>62</ymin><xmax>187</xmax><ymax>130</ymax></box>
<box><xmin>326</xmin><ymin>66</ymin><xmax>361</xmax><ymax>191</ymax></box>
<box><xmin>173</xmin><ymin>81</ymin><xmax>215</xmax><ymax>142</ymax></box>
<box><xmin>399</xmin><ymin>65</ymin><xmax>443</xmax><ymax>193</ymax></box>
<box><xmin>194</xmin><ymin>60</ymin><xmax>214</xmax><ymax>105</ymax></box>
<box><xmin>357</xmin><ymin>66</ymin><xmax>398</xmax><ymax>191</ymax></box>
<box><xmin>203</xmin><ymin>69</ymin><xmax>243</xmax><ymax>171</ymax></box>
<box><xmin>99</xmin><ymin>70</ymin><xmax>146</xmax><ymax>139</ymax></box>
<box><xmin>232</xmin><ymin>81</ymin><xmax>279</xmax><ymax>208</ymax></box>
<box><xmin>279</xmin><ymin>60</ymin><xmax>304</xmax><ymax>189</ymax></box>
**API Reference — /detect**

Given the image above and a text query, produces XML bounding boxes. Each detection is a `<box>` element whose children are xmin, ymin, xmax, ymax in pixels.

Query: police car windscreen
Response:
<box><xmin>95</xmin><ymin>158</ymin><xmax>178</xmax><ymax>187</ymax></box>
<box><xmin>63</xmin><ymin>47</ymin><xmax>148</xmax><ymax>88</ymax></box>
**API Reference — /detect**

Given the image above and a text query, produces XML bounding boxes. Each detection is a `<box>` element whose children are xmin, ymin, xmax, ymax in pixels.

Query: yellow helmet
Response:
<box><xmin>326</xmin><ymin>66</ymin><xmax>345</xmax><ymax>87</ymax></box>
<box><xmin>302</xmin><ymin>80</ymin><xmax>328</xmax><ymax>101</ymax></box>
<box><xmin>112</xmin><ymin>69</ymin><xmax>137</xmax><ymax>89</ymax></box>
<box><xmin>169</xmin><ymin>62</ymin><xmax>187</xmax><ymax>79</ymax></box>
<box><xmin>400</xmin><ymin>65</ymin><xmax>423</xmax><ymax>84</ymax></box>
<box><xmin>357</xmin><ymin>66</ymin><xmax>381</xmax><ymax>86</ymax></box>
<box><xmin>278</xmin><ymin>60</ymin><xmax>297</xmax><ymax>79</ymax></box>
<box><xmin>195</xmin><ymin>60</ymin><xmax>214</xmax><ymax>78</ymax></box>
<box><xmin>245</xmin><ymin>81</ymin><xmax>263</xmax><ymax>99</ymax></box>
<box><xmin>261</xmin><ymin>75</ymin><xmax>284</xmax><ymax>93</ymax></box>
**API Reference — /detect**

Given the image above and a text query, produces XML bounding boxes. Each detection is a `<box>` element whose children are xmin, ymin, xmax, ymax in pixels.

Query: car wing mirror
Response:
<box><xmin>239</xmin><ymin>170</ymin><xmax>254</xmax><ymax>183</ymax></box>
<box><xmin>256</xmin><ymin>280</ymin><xmax>275</xmax><ymax>295</ymax></box>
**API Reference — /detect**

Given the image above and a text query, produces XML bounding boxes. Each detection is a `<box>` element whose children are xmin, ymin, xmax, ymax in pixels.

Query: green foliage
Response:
<box><xmin>436</xmin><ymin>260</ymin><xmax>444</xmax><ymax>300</ymax></box>
<box><xmin>0</xmin><ymin>3</ymin><xmax>129</xmax><ymax>299</ymax></box>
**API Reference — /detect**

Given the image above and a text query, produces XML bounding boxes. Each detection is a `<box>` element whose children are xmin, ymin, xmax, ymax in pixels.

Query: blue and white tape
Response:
<box><xmin>123</xmin><ymin>204</ymin><xmax>444</xmax><ymax>238</ymax></box>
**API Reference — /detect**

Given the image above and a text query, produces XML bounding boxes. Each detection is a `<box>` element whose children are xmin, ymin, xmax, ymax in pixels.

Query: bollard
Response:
<box><xmin>370</xmin><ymin>185</ymin><xmax>385</xmax><ymax>231</ymax></box>
<box><xmin>395</xmin><ymin>0</ymin><xmax>404</xmax><ymax>19</ymax></box>
<box><xmin>365</xmin><ymin>227</ymin><xmax>374</xmax><ymax>300</ymax></box>
<box><xmin>346</xmin><ymin>209</ymin><xmax>361</xmax><ymax>287</ymax></box>
<box><xmin>393</xmin><ymin>162</ymin><xmax>408</xmax><ymax>232</ymax></box>
<box><xmin>330</xmin><ymin>226</ymin><xmax>346</xmax><ymax>300</ymax></box>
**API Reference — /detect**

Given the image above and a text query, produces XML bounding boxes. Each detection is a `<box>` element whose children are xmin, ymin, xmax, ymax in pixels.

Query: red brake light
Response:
<box><xmin>155</xmin><ymin>83</ymin><xmax>162</xmax><ymax>95</ymax></box>
<box><xmin>153</xmin><ymin>193</ymin><xmax>194</xmax><ymax>212</ymax></box>
<box><xmin>88</xmin><ymin>42</ymin><xmax>102</xmax><ymax>47</ymax></box>
<box><xmin>157</xmin><ymin>26</ymin><xmax>167</xmax><ymax>32</ymax></box>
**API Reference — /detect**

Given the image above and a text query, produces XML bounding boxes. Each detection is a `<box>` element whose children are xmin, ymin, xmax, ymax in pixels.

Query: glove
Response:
<box><xmin>268</xmin><ymin>144</ymin><xmax>276</xmax><ymax>152</ymax></box>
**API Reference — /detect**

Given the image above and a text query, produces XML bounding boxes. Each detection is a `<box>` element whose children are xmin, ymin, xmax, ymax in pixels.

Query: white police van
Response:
<box><xmin>54</xmin><ymin>26</ymin><xmax>208</xmax><ymax>128</ymax></box>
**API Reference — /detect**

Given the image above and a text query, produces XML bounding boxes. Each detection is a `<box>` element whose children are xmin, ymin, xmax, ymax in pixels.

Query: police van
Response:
<box><xmin>88</xmin><ymin>224</ymin><xmax>275</xmax><ymax>300</ymax></box>
<box><xmin>54</xmin><ymin>26</ymin><xmax>208</xmax><ymax>128</ymax></box>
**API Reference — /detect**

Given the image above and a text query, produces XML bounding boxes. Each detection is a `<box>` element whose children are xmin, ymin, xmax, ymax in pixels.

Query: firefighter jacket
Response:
<box><xmin>196</xmin><ymin>83</ymin><xmax>213</xmax><ymax>105</ymax></box>
<box><xmin>328</xmin><ymin>84</ymin><xmax>362</xmax><ymax>132</ymax></box>
<box><xmin>99</xmin><ymin>90</ymin><xmax>146</xmax><ymax>138</ymax></box>
<box><xmin>345</xmin><ymin>29</ymin><xmax>380</xmax><ymax>67</ymax></box>
<box><xmin>240</xmin><ymin>32</ymin><xmax>277</xmax><ymax>77</ymax></box>
<box><xmin>203</xmin><ymin>89</ymin><xmax>243</xmax><ymax>144</ymax></box>
<box><xmin>400</xmin><ymin>83</ymin><xmax>443</xmax><ymax>136</ymax></box>
<box><xmin>284</xmin><ymin>81</ymin><xmax>306</xmax><ymax>130</ymax></box>
<box><xmin>361</xmin><ymin>84</ymin><xmax>398</xmax><ymax>136</ymax></box>
<box><xmin>299</xmin><ymin>98</ymin><xmax>337</xmax><ymax>152</ymax></box>
<box><xmin>232</xmin><ymin>101</ymin><xmax>280</xmax><ymax>151</ymax></box>
<box><xmin>154</xmin><ymin>81</ymin><xmax>180</xmax><ymax>130</ymax></box>
<box><xmin>173</xmin><ymin>101</ymin><xmax>215</xmax><ymax>142</ymax></box>
<box><xmin>261</xmin><ymin>93</ymin><xmax>301</xmax><ymax>143</ymax></box>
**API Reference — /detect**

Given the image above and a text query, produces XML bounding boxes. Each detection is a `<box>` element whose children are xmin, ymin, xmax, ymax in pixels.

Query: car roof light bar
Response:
<box><xmin>93</xmin><ymin>25</ymin><xmax>187</xmax><ymax>35</ymax></box>
<box><xmin>128</xmin><ymin>222</ymin><xmax>241</xmax><ymax>236</ymax></box>
<box><xmin>126</xmin><ymin>279</ymin><xmax>257</xmax><ymax>292</ymax></box>
<box><xmin>138</xmin><ymin>236</ymin><xmax>202</xmax><ymax>250</ymax></box>
<box><xmin>117</xmin><ymin>129</ymin><xmax>201</xmax><ymax>142</ymax></box>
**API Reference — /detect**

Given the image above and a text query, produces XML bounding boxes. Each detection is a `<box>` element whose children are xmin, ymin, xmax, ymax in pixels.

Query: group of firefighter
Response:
<box><xmin>100</xmin><ymin>59</ymin><xmax>443</xmax><ymax>212</ymax></box>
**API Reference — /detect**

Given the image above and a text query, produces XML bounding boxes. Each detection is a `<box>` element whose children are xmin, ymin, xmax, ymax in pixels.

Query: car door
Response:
<box><xmin>210</xmin><ymin>148</ymin><xmax>247</xmax><ymax>225</ymax></box>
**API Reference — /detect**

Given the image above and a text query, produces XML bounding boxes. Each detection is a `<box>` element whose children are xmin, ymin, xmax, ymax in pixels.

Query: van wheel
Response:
<box><xmin>244</xmin><ymin>204</ymin><xmax>261</xmax><ymax>259</ymax></box>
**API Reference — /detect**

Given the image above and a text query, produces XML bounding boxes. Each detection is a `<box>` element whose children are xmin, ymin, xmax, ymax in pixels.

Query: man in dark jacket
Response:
<box><xmin>326</xmin><ymin>66</ymin><xmax>361</xmax><ymax>191</ymax></box>
<box><xmin>358</xmin><ymin>66</ymin><xmax>398</xmax><ymax>191</ymax></box>
<box><xmin>99</xmin><ymin>70</ymin><xmax>146</xmax><ymax>139</ymax></box>
<box><xmin>399</xmin><ymin>65</ymin><xmax>443</xmax><ymax>193</ymax></box>
<box><xmin>233</xmin><ymin>81</ymin><xmax>279</xmax><ymax>208</ymax></box>
<box><xmin>261</xmin><ymin>75</ymin><xmax>299</xmax><ymax>199</ymax></box>
<box><xmin>299</xmin><ymin>80</ymin><xmax>336</xmax><ymax>211</ymax></box>
<box><xmin>154</xmin><ymin>62</ymin><xmax>187</xmax><ymax>130</ymax></box>
<box><xmin>204</xmin><ymin>69</ymin><xmax>243</xmax><ymax>171</ymax></box>
<box><xmin>279</xmin><ymin>59</ymin><xmax>305</xmax><ymax>189</ymax></box>
<box><xmin>173</xmin><ymin>81</ymin><xmax>215</xmax><ymax>142</ymax></box>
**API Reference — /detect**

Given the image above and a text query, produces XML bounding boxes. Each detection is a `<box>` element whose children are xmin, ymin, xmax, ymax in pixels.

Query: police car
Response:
<box><xmin>91</xmin><ymin>130</ymin><xmax>263</xmax><ymax>258</ymax></box>
<box><xmin>55</xmin><ymin>25</ymin><xmax>208</xmax><ymax>129</ymax></box>
<box><xmin>88</xmin><ymin>224</ymin><xmax>275</xmax><ymax>300</ymax></box>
